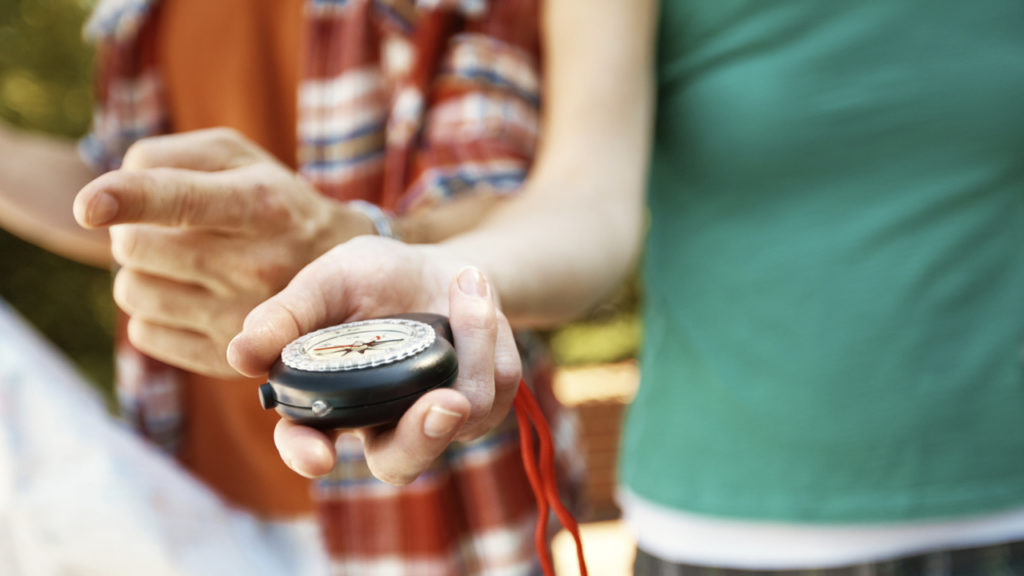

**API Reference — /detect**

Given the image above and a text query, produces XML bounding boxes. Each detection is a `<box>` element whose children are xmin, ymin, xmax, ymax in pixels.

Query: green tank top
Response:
<box><xmin>622</xmin><ymin>1</ymin><xmax>1024</xmax><ymax>522</ymax></box>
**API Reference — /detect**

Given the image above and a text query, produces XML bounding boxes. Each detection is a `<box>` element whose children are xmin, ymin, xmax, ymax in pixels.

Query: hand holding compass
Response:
<box><xmin>227</xmin><ymin>237</ymin><xmax>521</xmax><ymax>484</ymax></box>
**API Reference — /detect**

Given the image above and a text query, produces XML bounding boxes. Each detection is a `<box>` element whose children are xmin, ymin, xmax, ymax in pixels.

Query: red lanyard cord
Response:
<box><xmin>513</xmin><ymin>381</ymin><xmax>588</xmax><ymax>576</ymax></box>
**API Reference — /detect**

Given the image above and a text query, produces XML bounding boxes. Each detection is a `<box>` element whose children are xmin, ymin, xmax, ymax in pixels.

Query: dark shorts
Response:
<box><xmin>634</xmin><ymin>540</ymin><xmax>1024</xmax><ymax>576</ymax></box>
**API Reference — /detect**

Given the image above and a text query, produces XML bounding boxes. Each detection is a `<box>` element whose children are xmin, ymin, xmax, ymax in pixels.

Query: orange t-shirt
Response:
<box><xmin>156</xmin><ymin>0</ymin><xmax>312</xmax><ymax>517</ymax></box>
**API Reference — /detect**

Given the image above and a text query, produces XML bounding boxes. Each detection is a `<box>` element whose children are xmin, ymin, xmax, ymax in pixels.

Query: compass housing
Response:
<box><xmin>259</xmin><ymin>313</ymin><xmax>458</xmax><ymax>429</ymax></box>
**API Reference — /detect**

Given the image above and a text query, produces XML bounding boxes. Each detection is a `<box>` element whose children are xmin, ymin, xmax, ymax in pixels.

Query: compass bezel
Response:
<box><xmin>281</xmin><ymin>317</ymin><xmax>435</xmax><ymax>372</ymax></box>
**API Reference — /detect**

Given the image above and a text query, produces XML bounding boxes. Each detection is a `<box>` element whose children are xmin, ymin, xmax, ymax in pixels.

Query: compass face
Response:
<box><xmin>281</xmin><ymin>318</ymin><xmax>435</xmax><ymax>372</ymax></box>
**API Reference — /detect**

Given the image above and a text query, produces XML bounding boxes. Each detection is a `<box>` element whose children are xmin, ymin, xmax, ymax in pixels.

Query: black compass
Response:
<box><xmin>258</xmin><ymin>313</ymin><xmax>458</xmax><ymax>429</ymax></box>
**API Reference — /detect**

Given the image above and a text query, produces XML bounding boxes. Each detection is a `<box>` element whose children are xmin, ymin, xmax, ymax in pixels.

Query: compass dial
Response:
<box><xmin>281</xmin><ymin>318</ymin><xmax>435</xmax><ymax>372</ymax></box>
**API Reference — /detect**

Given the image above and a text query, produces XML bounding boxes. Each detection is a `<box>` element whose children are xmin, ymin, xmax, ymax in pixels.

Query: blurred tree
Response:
<box><xmin>0</xmin><ymin>0</ymin><xmax>95</xmax><ymax>136</ymax></box>
<box><xmin>0</xmin><ymin>0</ymin><xmax>113</xmax><ymax>395</ymax></box>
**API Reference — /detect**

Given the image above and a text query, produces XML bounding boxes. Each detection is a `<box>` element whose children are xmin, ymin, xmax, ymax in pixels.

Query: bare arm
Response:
<box><xmin>0</xmin><ymin>124</ymin><xmax>111</xmax><ymax>267</ymax></box>
<box><xmin>71</xmin><ymin>126</ymin><xmax>539</xmax><ymax>377</ymax></box>
<box><xmin>0</xmin><ymin>116</ymin><xmax>497</xmax><ymax>271</ymax></box>
<box><xmin>228</xmin><ymin>0</ymin><xmax>658</xmax><ymax>482</ymax></box>
<box><xmin>440</xmin><ymin>0</ymin><xmax>657</xmax><ymax>325</ymax></box>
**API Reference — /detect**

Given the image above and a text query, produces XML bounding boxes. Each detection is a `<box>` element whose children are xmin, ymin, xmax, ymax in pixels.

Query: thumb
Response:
<box><xmin>226</xmin><ymin>237</ymin><xmax>424</xmax><ymax>377</ymax></box>
<box><xmin>226</xmin><ymin>266</ymin><xmax>333</xmax><ymax>377</ymax></box>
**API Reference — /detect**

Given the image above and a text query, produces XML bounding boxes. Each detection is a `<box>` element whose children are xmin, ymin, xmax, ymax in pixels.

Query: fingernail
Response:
<box><xmin>424</xmin><ymin>405</ymin><xmax>463</xmax><ymax>438</ymax></box>
<box><xmin>457</xmin><ymin>267</ymin><xmax>488</xmax><ymax>298</ymax></box>
<box><xmin>225</xmin><ymin>336</ymin><xmax>243</xmax><ymax>369</ymax></box>
<box><xmin>88</xmin><ymin>192</ymin><xmax>119</xmax><ymax>225</ymax></box>
<box><xmin>225</xmin><ymin>336</ymin><xmax>238</xmax><ymax>360</ymax></box>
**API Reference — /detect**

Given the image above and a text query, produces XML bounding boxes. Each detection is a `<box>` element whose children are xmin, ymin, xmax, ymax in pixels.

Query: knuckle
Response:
<box><xmin>242</xmin><ymin>170</ymin><xmax>290</xmax><ymax>222</ymax></box>
<box><xmin>115</xmin><ymin>170</ymin><xmax>160</xmax><ymax>223</ymax></box>
<box><xmin>454</xmin><ymin>420</ymin><xmax>490</xmax><ymax>443</ymax></box>
<box><xmin>109</xmin><ymin>225</ymin><xmax>141</xmax><ymax>264</ymax></box>
<box><xmin>209</xmin><ymin>126</ymin><xmax>244</xmax><ymax>145</ymax></box>
<box><xmin>209</xmin><ymin>127</ymin><xmax>264</xmax><ymax>162</ymax></box>
<box><xmin>452</xmin><ymin>306</ymin><xmax>497</xmax><ymax>333</ymax></box>
<box><xmin>366</xmin><ymin>459</ymin><xmax>416</xmax><ymax>486</ymax></box>
<box><xmin>111</xmin><ymin>271</ymin><xmax>135</xmax><ymax>312</ymax></box>
<box><xmin>156</xmin><ymin>294</ymin><xmax>188</xmax><ymax>326</ymax></box>
<box><xmin>254</xmin><ymin>187</ymin><xmax>290</xmax><ymax>222</ymax></box>
<box><xmin>122</xmin><ymin>140</ymin><xmax>157</xmax><ymax>169</ymax></box>
<box><xmin>250</xmin><ymin>257</ymin><xmax>293</xmax><ymax>292</ymax></box>
<box><xmin>493</xmin><ymin>351</ymin><xmax>523</xmax><ymax>387</ymax></box>
<box><xmin>125</xmin><ymin>315</ymin><xmax>151</xmax><ymax>347</ymax></box>
<box><xmin>231</xmin><ymin>243</ymin><xmax>294</xmax><ymax>294</ymax></box>
<box><xmin>176</xmin><ymin>240</ymin><xmax>206</xmax><ymax>273</ymax></box>
<box><xmin>175</xmin><ymin>186</ymin><xmax>207</xmax><ymax>227</ymax></box>
<box><xmin>457</xmin><ymin>377</ymin><xmax>495</xmax><ymax>420</ymax></box>
<box><xmin>268</xmin><ymin>300</ymin><xmax>309</xmax><ymax>344</ymax></box>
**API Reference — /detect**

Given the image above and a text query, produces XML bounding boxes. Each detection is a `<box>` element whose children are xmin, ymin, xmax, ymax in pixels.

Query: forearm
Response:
<box><xmin>395</xmin><ymin>193</ymin><xmax>504</xmax><ymax>245</ymax></box>
<box><xmin>440</xmin><ymin>142</ymin><xmax>649</xmax><ymax>327</ymax></box>
<box><xmin>0</xmin><ymin>125</ymin><xmax>110</xmax><ymax>267</ymax></box>
<box><xmin>437</xmin><ymin>0</ymin><xmax>656</xmax><ymax>327</ymax></box>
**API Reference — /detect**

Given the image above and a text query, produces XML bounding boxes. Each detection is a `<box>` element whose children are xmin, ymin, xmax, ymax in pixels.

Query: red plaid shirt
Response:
<box><xmin>81</xmin><ymin>0</ymin><xmax>585</xmax><ymax>573</ymax></box>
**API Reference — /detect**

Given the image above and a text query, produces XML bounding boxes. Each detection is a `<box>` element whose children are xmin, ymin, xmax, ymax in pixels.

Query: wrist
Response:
<box><xmin>347</xmin><ymin>200</ymin><xmax>401</xmax><ymax>240</ymax></box>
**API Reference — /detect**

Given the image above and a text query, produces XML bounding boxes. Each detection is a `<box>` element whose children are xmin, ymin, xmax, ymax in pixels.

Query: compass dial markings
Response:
<box><xmin>281</xmin><ymin>318</ymin><xmax>435</xmax><ymax>372</ymax></box>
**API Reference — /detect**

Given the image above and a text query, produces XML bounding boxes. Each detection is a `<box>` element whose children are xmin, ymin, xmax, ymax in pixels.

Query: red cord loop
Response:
<box><xmin>514</xmin><ymin>381</ymin><xmax>588</xmax><ymax>576</ymax></box>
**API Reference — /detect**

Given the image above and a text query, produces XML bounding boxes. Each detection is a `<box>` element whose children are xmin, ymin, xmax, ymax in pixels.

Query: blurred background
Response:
<box><xmin>0</xmin><ymin>0</ymin><xmax>115</xmax><ymax>394</ymax></box>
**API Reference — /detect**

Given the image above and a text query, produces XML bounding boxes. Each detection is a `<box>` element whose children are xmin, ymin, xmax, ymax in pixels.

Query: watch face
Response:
<box><xmin>281</xmin><ymin>318</ymin><xmax>435</xmax><ymax>372</ymax></box>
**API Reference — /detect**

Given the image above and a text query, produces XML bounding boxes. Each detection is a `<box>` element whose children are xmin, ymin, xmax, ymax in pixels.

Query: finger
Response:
<box><xmin>109</xmin><ymin>225</ymin><xmax>216</xmax><ymax>288</ymax></box>
<box><xmin>360</xmin><ymin>388</ymin><xmax>471</xmax><ymax>485</ymax></box>
<box><xmin>274</xmin><ymin>419</ymin><xmax>338</xmax><ymax>479</ymax></box>
<box><xmin>447</xmin><ymin>267</ymin><xmax>499</xmax><ymax>436</ymax></box>
<box><xmin>74</xmin><ymin>165</ymin><xmax>286</xmax><ymax>229</ymax></box>
<box><xmin>122</xmin><ymin>128</ymin><xmax>272</xmax><ymax>172</ymax></box>
<box><xmin>226</xmin><ymin>237</ymin><xmax>419</xmax><ymax>377</ymax></box>
<box><xmin>109</xmin><ymin>225</ymin><xmax>289</xmax><ymax>297</ymax></box>
<box><xmin>126</xmin><ymin>316</ymin><xmax>237</xmax><ymax>379</ymax></box>
<box><xmin>226</xmin><ymin>256</ymin><xmax>335</xmax><ymax>377</ymax></box>
<box><xmin>458</xmin><ymin>311</ymin><xmax>521</xmax><ymax>441</ymax></box>
<box><xmin>114</xmin><ymin>268</ymin><xmax>250</xmax><ymax>341</ymax></box>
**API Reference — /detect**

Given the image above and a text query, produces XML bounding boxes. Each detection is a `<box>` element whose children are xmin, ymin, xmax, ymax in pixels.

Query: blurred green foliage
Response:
<box><xmin>0</xmin><ymin>0</ymin><xmax>113</xmax><ymax>392</ymax></box>
<box><xmin>0</xmin><ymin>0</ymin><xmax>95</xmax><ymax>136</ymax></box>
<box><xmin>0</xmin><ymin>0</ymin><xmax>638</xmax><ymax>400</ymax></box>
<box><xmin>549</xmin><ymin>277</ymin><xmax>642</xmax><ymax>366</ymax></box>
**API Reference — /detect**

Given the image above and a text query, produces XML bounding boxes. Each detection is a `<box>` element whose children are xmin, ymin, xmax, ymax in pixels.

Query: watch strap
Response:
<box><xmin>348</xmin><ymin>199</ymin><xmax>400</xmax><ymax>240</ymax></box>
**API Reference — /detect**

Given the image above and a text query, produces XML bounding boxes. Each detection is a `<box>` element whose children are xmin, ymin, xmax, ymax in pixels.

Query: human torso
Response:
<box><xmin>156</xmin><ymin>0</ymin><xmax>311</xmax><ymax>516</ymax></box>
<box><xmin>627</xmin><ymin>0</ymin><xmax>1024</xmax><ymax>530</ymax></box>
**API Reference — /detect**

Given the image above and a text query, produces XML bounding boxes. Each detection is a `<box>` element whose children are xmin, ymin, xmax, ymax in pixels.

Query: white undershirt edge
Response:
<box><xmin>619</xmin><ymin>487</ymin><xmax>1024</xmax><ymax>569</ymax></box>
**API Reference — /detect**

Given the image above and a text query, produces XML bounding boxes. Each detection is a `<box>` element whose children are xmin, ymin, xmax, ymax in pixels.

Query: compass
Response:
<box><xmin>258</xmin><ymin>313</ymin><xmax>458</xmax><ymax>429</ymax></box>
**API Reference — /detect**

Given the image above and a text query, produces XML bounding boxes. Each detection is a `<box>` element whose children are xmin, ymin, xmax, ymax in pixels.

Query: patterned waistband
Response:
<box><xmin>635</xmin><ymin>539</ymin><xmax>1024</xmax><ymax>576</ymax></box>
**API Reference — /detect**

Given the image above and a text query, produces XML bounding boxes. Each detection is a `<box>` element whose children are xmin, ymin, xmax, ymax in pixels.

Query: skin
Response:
<box><xmin>1</xmin><ymin>0</ymin><xmax>655</xmax><ymax>487</ymax></box>
<box><xmin>69</xmin><ymin>128</ymin><xmax>508</xmax><ymax>378</ymax></box>
<box><xmin>0</xmin><ymin>124</ymin><xmax>110</xmax><ymax>267</ymax></box>
<box><xmin>228</xmin><ymin>0</ymin><xmax>658</xmax><ymax>484</ymax></box>
<box><xmin>228</xmin><ymin>238</ymin><xmax>521</xmax><ymax>484</ymax></box>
